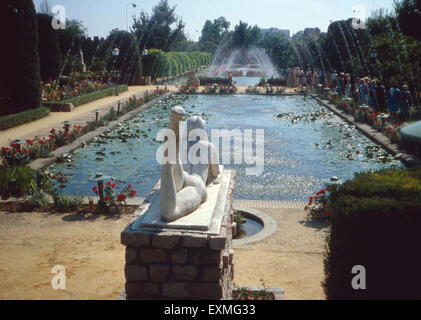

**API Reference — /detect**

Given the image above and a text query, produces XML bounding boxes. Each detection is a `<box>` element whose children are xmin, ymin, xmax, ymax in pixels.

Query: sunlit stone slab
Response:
<box><xmin>132</xmin><ymin>166</ymin><xmax>231</xmax><ymax>234</ymax></box>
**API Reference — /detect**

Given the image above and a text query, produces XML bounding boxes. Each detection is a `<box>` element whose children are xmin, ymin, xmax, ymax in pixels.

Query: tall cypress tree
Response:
<box><xmin>37</xmin><ymin>13</ymin><xmax>62</xmax><ymax>81</ymax></box>
<box><xmin>4</xmin><ymin>0</ymin><xmax>41</xmax><ymax>115</ymax></box>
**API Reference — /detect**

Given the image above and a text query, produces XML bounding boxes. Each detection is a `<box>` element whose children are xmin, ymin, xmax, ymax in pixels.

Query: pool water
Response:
<box><xmin>50</xmin><ymin>94</ymin><xmax>403</xmax><ymax>201</ymax></box>
<box><xmin>235</xmin><ymin>218</ymin><xmax>263</xmax><ymax>239</ymax></box>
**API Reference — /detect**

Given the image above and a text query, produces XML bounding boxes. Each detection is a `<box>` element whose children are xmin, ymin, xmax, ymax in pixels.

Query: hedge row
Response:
<box><xmin>142</xmin><ymin>50</ymin><xmax>212</xmax><ymax>79</ymax></box>
<box><xmin>0</xmin><ymin>107</ymin><xmax>50</xmax><ymax>131</ymax></box>
<box><xmin>324</xmin><ymin>168</ymin><xmax>421</xmax><ymax>299</ymax></box>
<box><xmin>43</xmin><ymin>85</ymin><xmax>128</xmax><ymax>109</ymax></box>
<box><xmin>258</xmin><ymin>78</ymin><xmax>287</xmax><ymax>86</ymax></box>
<box><xmin>198</xmin><ymin>78</ymin><xmax>231</xmax><ymax>86</ymax></box>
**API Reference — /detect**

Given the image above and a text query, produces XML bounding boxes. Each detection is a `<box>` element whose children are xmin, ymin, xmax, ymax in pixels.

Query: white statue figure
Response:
<box><xmin>160</xmin><ymin>106</ymin><xmax>207</xmax><ymax>222</ymax></box>
<box><xmin>80</xmin><ymin>49</ymin><xmax>85</xmax><ymax>65</ymax></box>
<box><xmin>186</xmin><ymin>115</ymin><xmax>220</xmax><ymax>185</ymax></box>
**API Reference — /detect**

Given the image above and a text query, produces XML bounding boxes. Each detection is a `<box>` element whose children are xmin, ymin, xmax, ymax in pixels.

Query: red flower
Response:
<box><xmin>128</xmin><ymin>184</ymin><xmax>132</xmax><ymax>189</ymax></box>
<box><xmin>20</xmin><ymin>190</ymin><xmax>25</xmax><ymax>195</ymax></box>
<box><xmin>316</xmin><ymin>189</ymin><xmax>326</xmax><ymax>195</ymax></box>
<box><xmin>111</xmin><ymin>184</ymin><xmax>116</xmax><ymax>188</ymax></box>
<box><xmin>104</xmin><ymin>196</ymin><xmax>110</xmax><ymax>201</ymax></box>
<box><xmin>324</xmin><ymin>210</ymin><xmax>329</xmax><ymax>217</ymax></box>
<box><xmin>117</xmin><ymin>194</ymin><xmax>126</xmax><ymax>202</ymax></box>
<box><xmin>93</xmin><ymin>186</ymin><xmax>99</xmax><ymax>194</ymax></box>
<box><xmin>308</xmin><ymin>196</ymin><xmax>313</xmax><ymax>205</ymax></box>
<box><xmin>129</xmin><ymin>190</ymin><xmax>137</xmax><ymax>197</ymax></box>
<box><xmin>107</xmin><ymin>181</ymin><xmax>112</xmax><ymax>186</ymax></box>
<box><xmin>100</xmin><ymin>185</ymin><xmax>104</xmax><ymax>190</ymax></box>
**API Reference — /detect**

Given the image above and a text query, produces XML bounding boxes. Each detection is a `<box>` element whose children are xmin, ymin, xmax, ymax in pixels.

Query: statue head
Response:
<box><xmin>171</xmin><ymin>106</ymin><xmax>186</xmax><ymax>122</ymax></box>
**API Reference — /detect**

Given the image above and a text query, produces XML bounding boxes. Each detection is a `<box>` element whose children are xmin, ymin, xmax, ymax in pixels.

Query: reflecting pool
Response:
<box><xmin>50</xmin><ymin>94</ymin><xmax>403</xmax><ymax>201</ymax></box>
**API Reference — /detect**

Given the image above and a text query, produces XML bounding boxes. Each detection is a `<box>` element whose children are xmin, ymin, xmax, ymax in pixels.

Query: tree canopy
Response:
<box><xmin>199</xmin><ymin>17</ymin><xmax>230</xmax><ymax>53</ymax></box>
<box><xmin>132</xmin><ymin>0</ymin><xmax>188</xmax><ymax>52</ymax></box>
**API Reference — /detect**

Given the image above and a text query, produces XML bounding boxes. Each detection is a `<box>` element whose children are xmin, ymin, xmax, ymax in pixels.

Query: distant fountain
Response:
<box><xmin>207</xmin><ymin>47</ymin><xmax>279</xmax><ymax>79</ymax></box>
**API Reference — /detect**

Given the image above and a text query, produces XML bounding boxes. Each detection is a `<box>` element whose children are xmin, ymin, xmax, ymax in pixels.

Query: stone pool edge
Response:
<box><xmin>232</xmin><ymin>206</ymin><xmax>277</xmax><ymax>247</ymax></box>
<box><xmin>28</xmin><ymin>92</ymin><xmax>174</xmax><ymax>171</ymax></box>
<box><xmin>310</xmin><ymin>94</ymin><xmax>421</xmax><ymax>167</ymax></box>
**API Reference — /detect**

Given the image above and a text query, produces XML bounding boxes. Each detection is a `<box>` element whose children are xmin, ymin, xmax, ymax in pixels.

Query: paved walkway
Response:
<box><xmin>232</xmin><ymin>201</ymin><xmax>328</xmax><ymax>300</ymax></box>
<box><xmin>0</xmin><ymin>86</ymin><xmax>159</xmax><ymax>148</ymax></box>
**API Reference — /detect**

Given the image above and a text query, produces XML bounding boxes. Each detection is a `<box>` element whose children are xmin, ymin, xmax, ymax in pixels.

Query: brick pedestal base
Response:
<box><xmin>121</xmin><ymin>171</ymin><xmax>236</xmax><ymax>300</ymax></box>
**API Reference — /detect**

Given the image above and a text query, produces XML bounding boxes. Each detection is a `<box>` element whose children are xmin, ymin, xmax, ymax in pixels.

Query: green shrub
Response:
<box><xmin>0</xmin><ymin>165</ymin><xmax>52</xmax><ymax>197</ymax></box>
<box><xmin>42</xmin><ymin>85</ymin><xmax>128</xmax><ymax>108</ymax></box>
<box><xmin>199</xmin><ymin>78</ymin><xmax>231</xmax><ymax>86</ymax></box>
<box><xmin>323</xmin><ymin>167</ymin><xmax>421</xmax><ymax>299</ymax></box>
<box><xmin>142</xmin><ymin>50</ymin><xmax>212</xmax><ymax>79</ymax></box>
<box><xmin>53</xmin><ymin>193</ymin><xmax>83</xmax><ymax>212</ymax></box>
<box><xmin>0</xmin><ymin>107</ymin><xmax>50</xmax><ymax>131</ymax></box>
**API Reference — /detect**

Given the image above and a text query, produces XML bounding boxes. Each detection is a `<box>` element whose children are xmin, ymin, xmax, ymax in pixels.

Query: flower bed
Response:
<box><xmin>41</xmin><ymin>78</ymin><xmax>112</xmax><ymax>102</ymax></box>
<box><xmin>305</xmin><ymin>186</ymin><xmax>330</xmax><ymax>220</ymax></box>
<box><xmin>330</xmin><ymin>95</ymin><xmax>405</xmax><ymax>146</ymax></box>
<box><xmin>92</xmin><ymin>180</ymin><xmax>137</xmax><ymax>214</ymax></box>
<box><xmin>43</xmin><ymin>85</ymin><xmax>128</xmax><ymax>109</ymax></box>
<box><xmin>1</xmin><ymin>89</ymin><xmax>168</xmax><ymax>168</ymax></box>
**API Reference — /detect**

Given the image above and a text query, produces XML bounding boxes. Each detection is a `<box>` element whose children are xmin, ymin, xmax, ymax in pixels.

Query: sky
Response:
<box><xmin>33</xmin><ymin>0</ymin><xmax>396</xmax><ymax>41</ymax></box>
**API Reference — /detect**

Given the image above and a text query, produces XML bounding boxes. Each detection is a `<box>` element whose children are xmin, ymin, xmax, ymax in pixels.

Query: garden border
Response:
<box><xmin>310</xmin><ymin>94</ymin><xmax>421</xmax><ymax>167</ymax></box>
<box><xmin>42</xmin><ymin>85</ymin><xmax>129</xmax><ymax>110</ymax></box>
<box><xmin>29</xmin><ymin>92</ymin><xmax>173</xmax><ymax>171</ymax></box>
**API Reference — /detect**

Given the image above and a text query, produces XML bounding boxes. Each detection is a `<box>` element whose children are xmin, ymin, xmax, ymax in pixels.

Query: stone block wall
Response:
<box><xmin>121</xmin><ymin>172</ymin><xmax>236</xmax><ymax>300</ymax></box>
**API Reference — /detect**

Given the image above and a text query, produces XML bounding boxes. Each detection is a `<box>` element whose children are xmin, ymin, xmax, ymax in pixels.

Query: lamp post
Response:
<box><xmin>126</xmin><ymin>3</ymin><xmax>137</xmax><ymax>32</ymax></box>
<box><xmin>142</xmin><ymin>48</ymin><xmax>148</xmax><ymax>56</ymax></box>
<box><xmin>95</xmin><ymin>109</ymin><xmax>100</xmax><ymax>122</ymax></box>
<box><xmin>89</xmin><ymin>173</ymin><xmax>112</xmax><ymax>207</ymax></box>
<box><xmin>10</xmin><ymin>139</ymin><xmax>26</xmax><ymax>151</ymax></box>
<box><xmin>112</xmin><ymin>47</ymin><xmax>120</xmax><ymax>96</ymax></box>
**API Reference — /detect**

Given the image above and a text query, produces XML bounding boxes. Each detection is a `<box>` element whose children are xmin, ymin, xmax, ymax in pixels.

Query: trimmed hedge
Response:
<box><xmin>199</xmin><ymin>78</ymin><xmax>231</xmax><ymax>86</ymax></box>
<box><xmin>6</xmin><ymin>0</ymin><xmax>41</xmax><ymax>115</ymax></box>
<box><xmin>43</xmin><ymin>85</ymin><xmax>128</xmax><ymax>109</ymax></box>
<box><xmin>142</xmin><ymin>49</ymin><xmax>212</xmax><ymax>79</ymax></box>
<box><xmin>258</xmin><ymin>78</ymin><xmax>287</xmax><ymax>86</ymax></box>
<box><xmin>0</xmin><ymin>107</ymin><xmax>50</xmax><ymax>131</ymax></box>
<box><xmin>37</xmin><ymin>13</ymin><xmax>61</xmax><ymax>81</ymax></box>
<box><xmin>324</xmin><ymin>168</ymin><xmax>421</xmax><ymax>299</ymax></box>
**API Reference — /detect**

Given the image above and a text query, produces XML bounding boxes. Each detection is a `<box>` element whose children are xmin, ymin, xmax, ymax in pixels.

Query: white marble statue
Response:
<box><xmin>160</xmin><ymin>106</ymin><xmax>207</xmax><ymax>222</ymax></box>
<box><xmin>186</xmin><ymin>115</ymin><xmax>220</xmax><ymax>185</ymax></box>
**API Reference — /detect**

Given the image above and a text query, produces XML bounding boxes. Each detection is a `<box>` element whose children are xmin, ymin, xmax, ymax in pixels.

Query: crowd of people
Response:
<box><xmin>282</xmin><ymin>67</ymin><xmax>416</xmax><ymax>121</ymax></box>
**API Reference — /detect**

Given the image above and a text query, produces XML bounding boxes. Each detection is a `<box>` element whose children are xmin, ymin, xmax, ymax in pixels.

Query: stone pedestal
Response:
<box><xmin>121</xmin><ymin>169</ymin><xmax>236</xmax><ymax>300</ymax></box>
